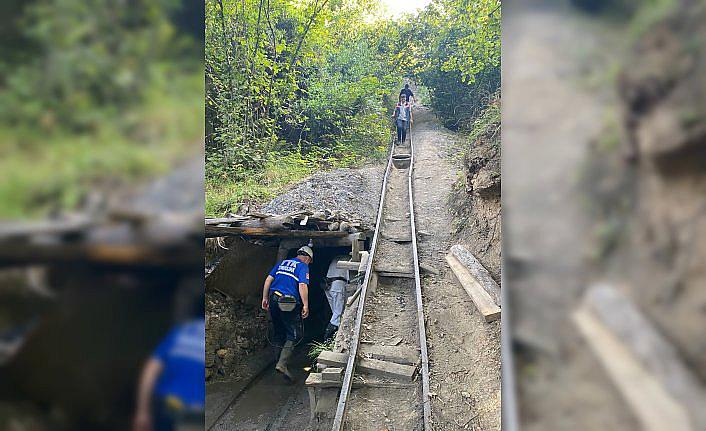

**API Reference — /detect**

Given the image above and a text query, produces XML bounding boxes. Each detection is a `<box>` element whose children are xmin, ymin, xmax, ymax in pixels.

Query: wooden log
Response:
<box><xmin>574</xmin><ymin>284</ymin><xmax>706</xmax><ymax>430</ymax></box>
<box><xmin>382</xmin><ymin>233</ymin><xmax>412</xmax><ymax>243</ymax></box>
<box><xmin>204</xmin><ymin>216</ymin><xmax>250</xmax><ymax>225</ymax></box>
<box><xmin>446</xmin><ymin>254</ymin><xmax>500</xmax><ymax>322</ymax></box>
<box><xmin>375</xmin><ymin>264</ymin><xmax>414</xmax><ymax>274</ymax></box>
<box><xmin>450</xmin><ymin>245</ymin><xmax>501</xmax><ymax>305</ymax></box>
<box><xmin>239</xmin><ymin>215</ymin><xmax>294</xmax><ymax>229</ymax></box>
<box><xmin>205</xmin><ymin>225</ymin><xmax>348</xmax><ymax>239</ymax></box>
<box><xmin>0</xmin><ymin>216</ymin><xmax>92</xmax><ymax>241</ymax></box>
<box><xmin>0</xmin><ymin>243</ymin><xmax>200</xmax><ymax>268</ymax></box>
<box><xmin>317</xmin><ymin>351</ymin><xmax>416</xmax><ymax>381</ymax></box>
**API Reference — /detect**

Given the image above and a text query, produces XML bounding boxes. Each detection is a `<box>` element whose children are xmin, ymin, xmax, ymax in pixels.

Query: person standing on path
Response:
<box><xmin>393</xmin><ymin>94</ymin><xmax>413</xmax><ymax>144</ymax></box>
<box><xmin>323</xmin><ymin>255</ymin><xmax>350</xmax><ymax>340</ymax></box>
<box><xmin>399</xmin><ymin>83</ymin><xmax>415</xmax><ymax>105</ymax></box>
<box><xmin>261</xmin><ymin>246</ymin><xmax>312</xmax><ymax>381</ymax></box>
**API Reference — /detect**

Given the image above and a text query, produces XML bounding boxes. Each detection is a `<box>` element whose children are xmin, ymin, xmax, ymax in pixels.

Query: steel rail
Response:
<box><xmin>407</xmin><ymin>122</ymin><xmax>432</xmax><ymax>430</ymax></box>
<box><xmin>331</xmin><ymin>119</ymin><xmax>431</xmax><ymax>430</ymax></box>
<box><xmin>331</xmin><ymin>134</ymin><xmax>396</xmax><ymax>431</ymax></box>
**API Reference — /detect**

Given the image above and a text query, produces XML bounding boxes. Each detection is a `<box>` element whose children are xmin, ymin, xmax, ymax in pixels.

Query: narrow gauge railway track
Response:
<box><xmin>331</xmin><ymin>123</ymin><xmax>431</xmax><ymax>431</ymax></box>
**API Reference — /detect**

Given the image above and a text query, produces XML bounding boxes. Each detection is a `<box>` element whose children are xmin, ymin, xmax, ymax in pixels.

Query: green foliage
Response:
<box><xmin>0</xmin><ymin>1</ymin><xmax>203</xmax><ymax>218</ymax></box>
<box><xmin>0</xmin><ymin>72</ymin><xmax>203</xmax><ymax>218</ymax></box>
<box><xmin>0</xmin><ymin>0</ymin><xmax>188</xmax><ymax>131</ymax></box>
<box><xmin>205</xmin><ymin>0</ymin><xmax>398</xmax><ymax>212</ymax></box>
<box><xmin>308</xmin><ymin>338</ymin><xmax>336</xmax><ymax>360</ymax></box>
<box><xmin>205</xmin><ymin>0</ymin><xmax>502</xmax><ymax>214</ymax></box>
<box><xmin>405</xmin><ymin>0</ymin><xmax>501</xmax><ymax>131</ymax></box>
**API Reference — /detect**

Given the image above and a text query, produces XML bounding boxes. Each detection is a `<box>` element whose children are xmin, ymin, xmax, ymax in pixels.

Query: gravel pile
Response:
<box><xmin>260</xmin><ymin>166</ymin><xmax>384</xmax><ymax>229</ymax></box>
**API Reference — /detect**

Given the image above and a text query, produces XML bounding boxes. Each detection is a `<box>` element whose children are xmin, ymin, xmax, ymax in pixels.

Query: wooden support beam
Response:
<box><xmin>317</xmin><ymin>351</ymin><xmax>417</xmax><ymax>381</ymax></box>
<box><xmin>0</xmin><ymin>243</ymin><xmax>201</xmax><ymax>268</ymax></box>
<box><xmin>446</xmin><ymin>254</ymin><xmax>500</xmax><ymax>322</ymax></box>
<box><xmin>346</xmin><ymin>286</ymin><xmax>362</xmax><ymax>306</ymax></box>
<box><xmin>205</xmin><ymin>216</ymin><xmax>250</xmax><ymax>225</ymax></box>
<box><xmin>368</xmin><ymin>271</ymin><xmax>379</xmax><ymax>294</ymax></box>
<box><xmin>0</xmin><ymin>216</ymin><xmax>92</xmax><ymax>241</ymax></box>
<box><xmin>358</xmin><ymin>251</ymin><xmax>369</xmax><ymax>270</ymax></box>
<box><xmin>336</xmin><ymin>261</ymin><xmax>361</xmax><ymax>270</ymax></box>
<box><xmin>351</xmin><ymin>233</ymin><xmax>361</xmax><ymax>262</ymax></box>
<box><xmin>382</xmin><ymin>233</ymin><xmax>412</xmax><ymax>243</ymax></box>
<box><xmin>205</xmin><ymin>225</ymin><xmax>348</xmax><ymax>239</ymax></box>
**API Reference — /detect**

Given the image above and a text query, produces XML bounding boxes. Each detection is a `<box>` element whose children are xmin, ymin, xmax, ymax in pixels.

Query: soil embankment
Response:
<box><xmin>413</xmin><ymin>106</ymin><xmax>501</xmax><ymax>430</ymax></box>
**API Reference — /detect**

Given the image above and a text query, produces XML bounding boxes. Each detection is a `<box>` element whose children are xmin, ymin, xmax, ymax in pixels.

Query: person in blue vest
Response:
<box><xmin>261</xmin><ymin>245</ymin><xmax>313</xmax><ymax>381</ymax></box>
<box><xmin>133</xmin><ymin>309</ymin><xmax>205</xmax><ymax>431</ymax></box>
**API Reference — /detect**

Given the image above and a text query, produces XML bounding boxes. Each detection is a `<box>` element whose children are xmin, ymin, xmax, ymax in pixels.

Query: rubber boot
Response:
<box><xmin>275</xmin><ymin>340</ymin><xmax>295</xmax><ymax>382</ymax></box>
<box><xmin>324</xmin><ymin>323</ymin><xmax>338</xmax><ymax>341</ymax></box>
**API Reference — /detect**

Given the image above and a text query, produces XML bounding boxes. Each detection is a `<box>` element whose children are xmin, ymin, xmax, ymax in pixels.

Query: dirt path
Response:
<box><xmin>412</xmin><ymin>106</ymin><xmax>501</xmax><ymax>430</ymax></box>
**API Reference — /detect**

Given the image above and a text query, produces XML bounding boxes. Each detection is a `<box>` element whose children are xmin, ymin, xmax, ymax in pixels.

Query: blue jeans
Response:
<box><xmin>269</xmin><ymin>293</ymin><xmax>302</xmax><ymax>346</ymax></box>
<box><xmin>396</xmin><ymin>119</ymin><xmax>408</xmax><ymax>143</ymax></box>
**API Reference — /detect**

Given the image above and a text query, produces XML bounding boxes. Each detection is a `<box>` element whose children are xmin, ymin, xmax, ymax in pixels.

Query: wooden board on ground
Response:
<box><xmin>317</xmin><ymin>351</ymin><xmax>417</xmax><ymax>381</ymax></box>
<box><xmin>573</xmin><ymin>304</ymin><xmax>691</xmax><ymax>430</ymax></box>
<box><xmin>360</xmin><ymin>344</ymin><xmax>420</xmax><ymax>365</ymax></box>
<box><xmin>382</xmin><ymin>233</ymin><xmax>412</xmax><ymax>243</ymax></box>
<box><xmin>574</xmin><ymin>283</ymin><xmax>706</xmax><ymax>429</ymax></box>
<box><xmin>450</xmin><ymin>244</ymin><xmax>501</xmax><ymax>306</ymax></box>
<box><xmin>305</xmin><ymin>373</ymin><xmax>416</xmax><ymax>389</ymax></box>
<box><xmin>446</xmin><ymin>254</ymin><xmax>500</xmax><ymax>322</ymax></box>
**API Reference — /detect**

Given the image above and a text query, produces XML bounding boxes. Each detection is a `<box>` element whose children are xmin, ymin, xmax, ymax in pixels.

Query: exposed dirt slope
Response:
<box><xmin>450</xmin><ymin>96</ymin><xmax>501</xmax><ymax>281</ymax></box>
<box><xmin>503</xmin><ymin>4</ymin><xmax>639</xmax><ymax>429</ymax></box>
<box><xmin>413</xmin><ymin>106</ymin><xmax>501</xmax><ymax>430</ymax></box>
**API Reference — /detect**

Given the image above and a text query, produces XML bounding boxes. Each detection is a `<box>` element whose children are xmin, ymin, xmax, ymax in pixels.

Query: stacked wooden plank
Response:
<box><xmin>305</xmin><ymin>347</ymin><xmax>420</xmax><ymax>423</ymax></box>
<box><xmin>205</xmin><ymin>211</ymin><xmax>365</xmax><ymax>239</ymax></box>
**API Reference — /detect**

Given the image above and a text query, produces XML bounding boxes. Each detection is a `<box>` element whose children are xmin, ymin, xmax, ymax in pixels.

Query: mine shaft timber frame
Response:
<box><xmin>331</xmin><ymin>123</ymin><xmax>432</xmax><ymax>431</ymax></box>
